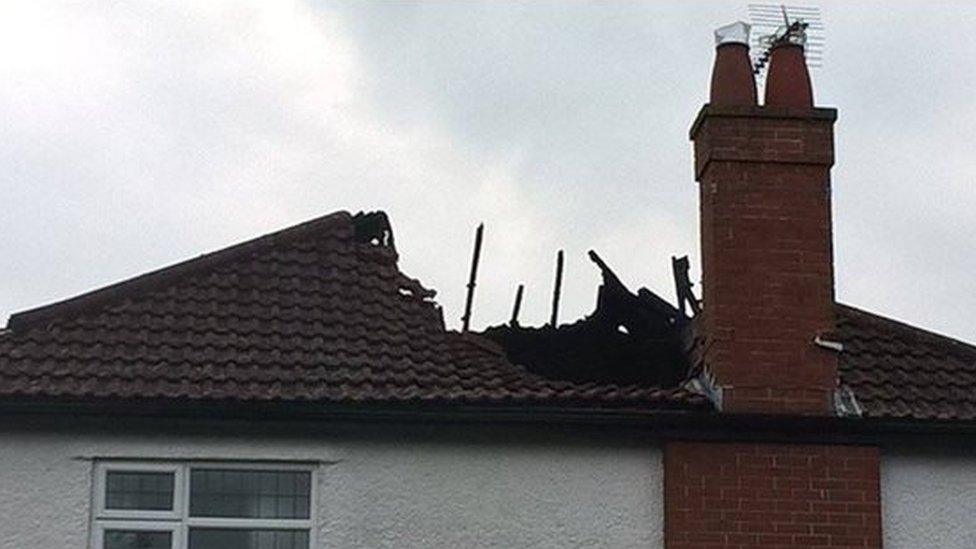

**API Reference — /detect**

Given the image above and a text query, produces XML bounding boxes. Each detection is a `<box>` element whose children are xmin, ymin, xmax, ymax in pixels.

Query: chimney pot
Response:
<box><xmin>709</xmin><ymin>22</ymin><xmax>758</xmax><ymax>107</ymax></box>
<box><xmin>764</xmin><ymin>43</ymin><xmax>814</xmax><ymax>108</ymax></box>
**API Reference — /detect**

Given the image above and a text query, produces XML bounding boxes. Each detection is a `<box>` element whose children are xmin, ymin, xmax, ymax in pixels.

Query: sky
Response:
<box><xmin>1</xmin><ymin>1</ymin><xmax>974</xmax><ymax>341</ymax></box>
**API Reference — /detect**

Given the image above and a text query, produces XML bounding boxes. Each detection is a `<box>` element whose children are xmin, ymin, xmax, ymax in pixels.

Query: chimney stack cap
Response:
<box><xmin>714</xmin><ymin>21</ymin><xmax>751</xmax><ymax>46</ymax></box>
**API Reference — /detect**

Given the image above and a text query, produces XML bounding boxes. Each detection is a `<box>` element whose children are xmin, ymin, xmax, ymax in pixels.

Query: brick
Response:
<box><xmin>692</xmin><ymin>105</ymin><xmax>838</xmax><ymax>415</ymax></box>
<box><xmin>665</xmin><ymin>442</ymin><xmax>881</xmax><ymax>548</ymax></box>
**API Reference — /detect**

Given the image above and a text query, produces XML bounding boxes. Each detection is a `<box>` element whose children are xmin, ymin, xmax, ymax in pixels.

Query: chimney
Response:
<box><xmin>690</xmin><ymin>22</ymin><xmax>838</xmax><ymax>414</ymax></box>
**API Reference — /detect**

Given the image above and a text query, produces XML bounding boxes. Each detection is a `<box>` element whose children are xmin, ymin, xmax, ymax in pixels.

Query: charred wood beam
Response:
<box><xmin>671</xmin><ymin>255</ymin><xmax>701</xmax><ymax>316</ymax></box>
<box><xmin>549</xmin><ymin>250</ymin><xmax>564</xmax><ymax>327</ymax></box>
<box><xmin>589</xmin><ymin>249</ymin><xmax>680</xmax><ymax>331</ymax></box>
<box><xmin>461</xmin><ymin>223</ymin><xmax>484</xmax><ymax>333</ymax></box>
<box><xmin>510</xmin><ymin>284</ymin><xmax>525</xmax><ymax>327</ymax></box>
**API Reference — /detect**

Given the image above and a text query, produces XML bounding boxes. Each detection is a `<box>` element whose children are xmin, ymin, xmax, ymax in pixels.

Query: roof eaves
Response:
<box><xmin>13</xmin><ymin>397</ymin><xmax>976</xmax><ymax>443</ymax></box>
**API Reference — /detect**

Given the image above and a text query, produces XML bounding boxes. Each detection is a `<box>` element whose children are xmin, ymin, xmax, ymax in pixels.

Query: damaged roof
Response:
<box><xmin>481</xmin><ymin>251</ymin><xmax>691</xmax><ymax>388</ymax></box>
<box><xmin>0</xmin><ymin>211</ymin><xmax>704</xmax><ymax>412</ymax></box>
<box><xmin>2</xmin><ymin>210</ymin><xmax>975</xmax><ymax>425</ymax></box>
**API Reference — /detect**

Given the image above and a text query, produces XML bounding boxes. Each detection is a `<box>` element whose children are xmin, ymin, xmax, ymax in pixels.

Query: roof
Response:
<box><xmin>0</xmin><ymin>211</ymin><xmax>703</xmax><ymax>412</ymax></box>
<box><xmin>837</xmin><ymin>304</ymin><xmax>976</xmax><ymax>421</ymax></box>
<box><xmin>4</xmin><ymin>210</ymin><xmax>975</xmax><ymax>424</ymax></box>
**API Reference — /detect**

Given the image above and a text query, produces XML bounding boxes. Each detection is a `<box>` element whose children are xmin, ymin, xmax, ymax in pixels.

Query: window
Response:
<box><xmin>91</xmin><ymin>462</ymin><xmax>315</xmax><ymax>549</ymax></box>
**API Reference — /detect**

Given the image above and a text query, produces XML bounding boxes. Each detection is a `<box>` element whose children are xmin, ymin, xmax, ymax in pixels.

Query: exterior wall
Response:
<box><xmin>0</xmin><ymin>417</ymin><xmax>663</xmax><ymax>549</ymax></box>
<box><xmin>883</xmin><ymin>448</ymin><xmax>976</xmax><ymax>548</ymax></box>
<box><xmin>665</xmin><ymin>441</ymin><xmax>881</xmax><ymax>548</ymax></box>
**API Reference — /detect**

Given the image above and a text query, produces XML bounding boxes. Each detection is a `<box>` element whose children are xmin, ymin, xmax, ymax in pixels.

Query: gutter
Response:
<box><xmin>3</xmin><ymin>397</ymin><xmax>976</xmax><ymax>445</ymax></box>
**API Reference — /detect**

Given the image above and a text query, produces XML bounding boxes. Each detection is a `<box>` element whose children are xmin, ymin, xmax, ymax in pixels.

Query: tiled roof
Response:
<box><xmin>0</xmin><ymin>211</ymin><xmax>703</xmax><ymax>411</ymax></box>
<box><xmin>837</xmin><ymin>304</ymin><xmax>976</xmax><ymax>421</ymax></box>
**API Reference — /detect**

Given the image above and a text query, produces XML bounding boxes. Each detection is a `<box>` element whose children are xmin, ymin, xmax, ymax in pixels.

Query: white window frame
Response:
<box><xmin>92</xmin><ymin>520</ymin><xmax>182</xmax><ymax>549</ymax></box>
<box><xmin>90</xmin><ymin>461</ymin><xmax>317</xmax><ymax>549</ymax></box>
<box><xmin>94</xmin><ymin>462</ymin><xmax>185</xmax><ymax>521</ymax></box>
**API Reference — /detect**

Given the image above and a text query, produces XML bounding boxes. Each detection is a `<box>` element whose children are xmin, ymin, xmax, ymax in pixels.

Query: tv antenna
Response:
<box><xmin>748</xmin><ymin>4</ymin><xmax>824</xmax><ymax>79</ymax></box>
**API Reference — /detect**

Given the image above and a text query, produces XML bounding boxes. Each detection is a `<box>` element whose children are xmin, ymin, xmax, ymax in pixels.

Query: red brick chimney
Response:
<box><xmin>690</xmin><ymin>22</ymin><xmax>838</xmax><ymax>415</ymax></box>
<box><xmin>664</xmin><ymin>25</ymin><xmax>879</xmax><ymax>549</ymax></box>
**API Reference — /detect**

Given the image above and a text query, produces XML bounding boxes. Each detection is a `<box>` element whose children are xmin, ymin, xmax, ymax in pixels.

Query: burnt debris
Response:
<box><xmin>353</xmin><ymin>211</ymin><xmax>438</xmax><ymax>310</ymax></box>
<box><xmin>672</xmin><ymin>255</ymin><xmax>701</xmax><ymax>316</ymax></box>
<box><xmin>481</xmin><ymin>251</ymin><xmax>692</xmax><ymax>388</ymax></box>
<box><xmin>353</xmin><ymin>211</ymin><xmax>396</xmax><ymax>251</ymax></box>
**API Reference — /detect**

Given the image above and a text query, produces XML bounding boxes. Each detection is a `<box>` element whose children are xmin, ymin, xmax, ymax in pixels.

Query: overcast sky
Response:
<box><xmin>2</xmin><ymin>1</ymin><xmax>974</xmax><ymax>341</ymax></box>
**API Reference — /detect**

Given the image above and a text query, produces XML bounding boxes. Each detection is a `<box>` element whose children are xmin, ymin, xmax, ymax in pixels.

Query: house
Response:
<box><xmin>2</xmin><ymin>19</ymin><xmax>975</xmax><ymax>549</ymax></box>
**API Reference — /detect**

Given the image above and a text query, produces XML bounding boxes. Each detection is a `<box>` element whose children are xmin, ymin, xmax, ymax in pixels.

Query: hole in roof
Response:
<box><xmin>478</xmin><ymin>250</ymin><xmax>691</xmax><ymax>387</ymax></box>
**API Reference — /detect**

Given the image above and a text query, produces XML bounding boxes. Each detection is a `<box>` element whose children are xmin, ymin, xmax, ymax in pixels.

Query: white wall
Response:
<box><xmin>0</xmin><ymin>418</ymin><xmax>663</xmax><ymax>549</ymax></box>
<box><xmin>883</xmin><ymin>448</ymin><xmax>976</xmax><ymax>548</ymax></box>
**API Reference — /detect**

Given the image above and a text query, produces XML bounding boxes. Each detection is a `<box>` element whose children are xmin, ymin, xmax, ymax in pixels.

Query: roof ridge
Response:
<box><xmin>6</xmin><ymin>210</ymin><xmax>354</xmax><ymax>333</ymax></box>
<box><xmin>836</xmin><ymin>302</ymin><xmax>976</xmax><ymax>357</ymax></box>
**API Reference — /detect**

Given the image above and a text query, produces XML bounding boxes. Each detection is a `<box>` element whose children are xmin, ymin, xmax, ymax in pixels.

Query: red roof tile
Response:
<box><xmin>836</xmin><ymin>304</ymin><xmax>976</xmax><ymax>421</ymax></box>
<box><xmin>0</xmin><ymin>211</ymin><xmax>703</xmax><ymax>411</ymax></box>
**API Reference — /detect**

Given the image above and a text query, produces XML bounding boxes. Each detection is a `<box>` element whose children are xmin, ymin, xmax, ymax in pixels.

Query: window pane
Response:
<box><xmin>105</xmin><ymin>471</ymin><xmax>175</xmax><ymax>511</ymax></box>
<box><xmin>190</xmin><ymin>469</ymin><xmax>310</xmax><ymax>519</ymax></box>
<box><xmin>188</xmin><ymin>528</ymin><xmax>308</xmax><ymax>549</ymax></box>
<box><xmin>104</xmin><ymin>530</ymin><xmax>172</xmax><ymax>549</ymax></box>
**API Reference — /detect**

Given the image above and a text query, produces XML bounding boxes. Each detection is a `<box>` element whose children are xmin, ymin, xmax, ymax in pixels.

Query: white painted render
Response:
<box><xmin>0</xmin><ymin>419</ymin><xmax>664</xmax><ymax>549</ymax></box>
<box><xmin>883</xmin><ymin>447</ymin><xmax>976</xmax><ymax>548</ymax></box>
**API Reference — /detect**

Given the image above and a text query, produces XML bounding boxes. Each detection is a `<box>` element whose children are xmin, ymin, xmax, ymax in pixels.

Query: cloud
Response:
<box><xmin>1</xmin><ymin>1</ymin><xmax>974</xmax><ymax>342</ymax></box>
